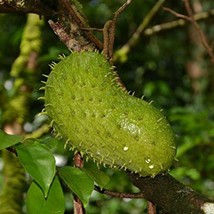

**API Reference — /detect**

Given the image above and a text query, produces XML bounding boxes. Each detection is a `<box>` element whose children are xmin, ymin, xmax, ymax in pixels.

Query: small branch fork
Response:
<box><xmin>94</xmin><ymin>185</ymin><xmax>156</xmax><ymax>214</ymax></box>
<box><xmin>103</xmin><ymin>0</ymin><xmax>133</xmax><ymax>59</ymax></box>
<box><xmin>163</xmin><ymin>0</ymin><xmax>214</xmax><ymax>63</ymax></box>
<box><xmin>94</xmin><ymin>185</ymin><xmax>144</xmax><ymax>199</ymax></box>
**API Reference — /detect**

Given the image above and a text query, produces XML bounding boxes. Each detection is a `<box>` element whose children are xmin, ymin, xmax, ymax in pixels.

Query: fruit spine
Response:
<box><xmin>43</xmin><ymin>51</ymin><xmax>176</xmax><ymax>177</ymax></box>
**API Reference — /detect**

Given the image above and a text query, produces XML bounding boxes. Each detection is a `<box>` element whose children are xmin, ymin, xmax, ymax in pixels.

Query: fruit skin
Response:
<box><xmin>44</xmin><ymin>51</ymin><xmax>176</xmax><ymax>177</ymax></box>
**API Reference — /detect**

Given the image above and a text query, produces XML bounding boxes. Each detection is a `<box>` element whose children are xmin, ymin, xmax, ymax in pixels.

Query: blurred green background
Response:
<box><xmin>0</xmin><ymin>0</ymin><xmax>213</xmax><ymax>213</ymax></box>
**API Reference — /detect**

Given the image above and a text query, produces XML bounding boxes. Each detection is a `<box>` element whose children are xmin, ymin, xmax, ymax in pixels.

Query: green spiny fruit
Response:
<box><xmin>44</xmin><ymin>51</ymin><xmax>176</xmax><ymax>177</ymax></box>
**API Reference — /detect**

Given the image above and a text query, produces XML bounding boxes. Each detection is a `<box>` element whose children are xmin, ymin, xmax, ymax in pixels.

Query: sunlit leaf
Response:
<box><xmin>26</xmin><ymin>176</ymin><xmax>65</xmax><ymax>214</ymax></box>
<box><xmin>0</xmin><ymin>129</ymin><xmax>23</xmax><ymax>149</ymax></box>
<box><xmin>58</xmin><ymin>166</ymin><xmax>94</xmax><ymax>207</ymax></box>
<box><xmin>16</xmin><ymin>139</ymin><xmax>56</xmax><ymax>197</ymax></box>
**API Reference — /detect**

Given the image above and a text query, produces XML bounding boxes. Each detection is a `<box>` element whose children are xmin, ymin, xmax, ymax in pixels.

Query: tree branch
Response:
<box><xmin>128</xmin><ymin>172</ymin><xmax>214</xmax><ymax>214</ymax></box>
<box><xmin>163</xmin><ymin>0</ymin><xmax>214</xmax><ymax>63</ymax></box>
<box><xmin>0</xmin><ymin>0</ymin><xmax>55</xmax><ymax>16</ymax></box>
<box><xmin>95</xmin><ymin>171</ymin><xmax>214</xmax><ymax>213</ymax></box>
<box><xmin>94</xmin><ymin>185</ymin><xmax>145</xmax><ymax>199</ymax></box>
<box><xmin>53</xmin><ymin>0</ymin><xmax>102</xmax><ymax>51</ymax></box>
<box><xmin>0</xmin><ymin>0</ymin><xmax>102</xmax><ymax>51</ymax></box>
<box><xmin>144</xmin><ymin>9</ymin><xmax>214</xmax><ymax>35</ymax></box>
<box><xmin>73</xmin><ymin>153</ymin><xmax>85</xmax><ymax>213</ymax></box>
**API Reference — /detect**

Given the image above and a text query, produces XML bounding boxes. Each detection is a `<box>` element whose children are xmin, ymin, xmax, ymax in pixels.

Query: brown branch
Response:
<box><xmin>94</xmin><ymin>185</ymin><xmax>145</xmax><ymax>199</ymax></box>
<box><xmin>183</xmin><ymin>0</ymin><xmax>214</xmax><ymax>63</ymax></box>
<box><xmin>163</xmin><ymin>7</ymin><xmax>191</xmax><ymax>21</ymax></box>
<box><xmin>58</xmin><ymin>0</ymin><xmax>102</xmax><ymax>51</ymax></box>
<box><xmin>147</xmin><ymin>201</ymin><xmax>157</xmax><ymax>214</ymax></box>
<box><xmin>163</xmin><ymin>0</ymin><xmax>214</xmax><ymax>63</ymax></box>
<box><xmin>48</xmin><ymin>0</ymin><xmax>100</xmax><ymax>51</ymax></box>
<box><xmin>106</xmin><ymin>0</ymin><xmax>133</xmax><ymax>59</ymax></box>
<box><xmin>0</xmin><ymin>0</ymin><xmax>54</xmax><ymax>16</ymax></box>
<box><xmin>0</xmin><ymin>0</ymin><xmax>103</xmax><ymax>51</ymax></box>
<box><xmin>102</xmin><ymin>0</ymin><xmax>133</xmax><ymax>61</ymax></box>
<box><xmin>128</xmin><ymin>172</ymin><xmax>214</xmax><ymax>214</ymax></box>
<box><xmin>73</xmin><ymin>152</ymin><xmax>85</xmax><ymax>214</ymax></box>
<box><xmin>144</xmin><ymin>9</ymin><xmax>214</xmax><ymax>35</ymax></box>
<box><xmin>95</xmin><ymin>171</ymin><xmax>214</xmax><ymax>214</ymax></box>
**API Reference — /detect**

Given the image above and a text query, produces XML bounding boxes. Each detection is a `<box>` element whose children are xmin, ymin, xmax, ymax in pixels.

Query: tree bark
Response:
<box><xmin>0</xmin><ymin>0</ymin><xmax>54</xmax><ymax>15</ymax></box>
<box><xmin>128</xmin><ymin>172</ymin><xmax>213</xmax><ymax>214</ymax></box>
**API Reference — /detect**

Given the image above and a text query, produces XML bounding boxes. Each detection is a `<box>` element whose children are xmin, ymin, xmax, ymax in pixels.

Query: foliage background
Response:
<box><xmin>0</xmin><ymin>0</ymin><xmax>213</xmax><ymax>213</ymax></box>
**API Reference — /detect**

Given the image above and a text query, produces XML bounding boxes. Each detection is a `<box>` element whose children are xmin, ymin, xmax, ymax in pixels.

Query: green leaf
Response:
<box><xmin>83</xmin><ymin>161</ymin><xmax>110</xmax><ymax>188</ymax></box>
<box><xmin>0</xmin><ymin>129</ymin><xmax>23</xmax><ymax>149</ymax></box>
<box><xmin>37</xmin><ymin>136</ymin><xmax>59</xmax><ymax>151</ymax></box>
<box><xmin>58</xmin><ymin>166</ymin><xmax>94</xmax><ymax>207</ymax></box>
<box><xmin>16</xmin><ymin>139</ymin><xmax>56</xmax><ymax>197</ymax></box>
<box><xmin>26</xmin><ymin>176</ymin><xmax>65</xmax><ymax>214</ymax></box>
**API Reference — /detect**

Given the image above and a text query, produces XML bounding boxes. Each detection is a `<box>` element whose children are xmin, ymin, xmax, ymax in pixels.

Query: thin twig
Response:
<box><xmin>163</xmin><ymin>7</ymin><xmax>191</xmax><ymax>21</ymax></box>
<box><xmin>144</xmin><ymin>9</ymin><xmax>214</xmax><ymax>36</ymax></box>
<box><xmin>112</xmin><ymin>0</ymin><xmax>133</xmax><ymax>22</ymax></box>
<box><xmin>60</xmin><ymin>0</ymin><xmax>103</xmax><ymax>50</ymax></box>
<box><xmin>103</xmin><ymin>0</ymin><xmax>133</xmax><ymax>59</ymax></box>
<box><xmin>94</xmin><ymin>185</ymin><xmax>144</xmax><ymax>199</ymax></box>
<box><xmin>164</xmin><ymin>0</ymin><xmax>214</xmax><ymax>63</ymax></box>
<box><xmin>183</xmin><ymin>0</ymin><xmax>214</xmax><ymax>63</ymax></box>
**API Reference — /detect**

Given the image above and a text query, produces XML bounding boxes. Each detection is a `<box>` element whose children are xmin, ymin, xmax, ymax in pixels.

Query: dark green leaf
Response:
<box><xmin>26</xmin><ymin>176</ymin><xmax>65</xmax><ymax>214</ymax></box>
<box><xmin>0</xmin><ymin>129</ymin><xmax>23</xmax><ymax>149</ymax></box>
<box><xmin>83</xmin><ymin>161</ymin><xmax>110</xmax><ymax>188</ymax></box>
<box><xmin>58</xmin><ymin>166</ymin><xmax>94</xmax><ymax>207</ymax></box>
<box><xmin>16</xmin><ymin>139</ymin><xmax>56</xmax><ymax>197</ymax></box>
